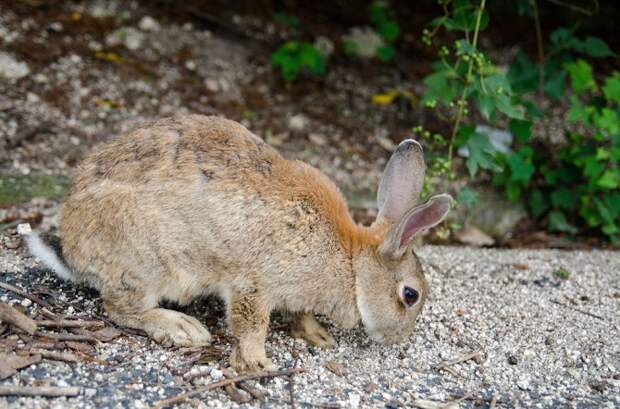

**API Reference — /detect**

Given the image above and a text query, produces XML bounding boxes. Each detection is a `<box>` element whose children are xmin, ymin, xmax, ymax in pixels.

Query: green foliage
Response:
<box><xmin>273</xmin><ymin>12</ymin><xmax>300</xmax><ymax>28</ymax></box>
<box><xmin>553</xmin><ymin>268</ymin><xmax>571</xmax><ymax>280</ymax></box>
<box><xmin>271</xmin><ymin>41</ymin><xmax>326</xmax><ymax>81</ymax></box>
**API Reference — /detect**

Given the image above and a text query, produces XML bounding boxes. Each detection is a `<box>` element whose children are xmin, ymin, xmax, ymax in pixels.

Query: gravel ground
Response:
<box><xmin>0</xmin><ymin>239</ymin><xmax>618</xmax><ymax>408</ymax></box>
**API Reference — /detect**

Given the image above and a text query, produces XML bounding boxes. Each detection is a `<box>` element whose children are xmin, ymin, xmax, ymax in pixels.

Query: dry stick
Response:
<box><xmin>222</xmin><ymin>368</ymin><xmax>268</xmax><ymax>400</ymax></box>
<box><xmin>531</xmin><ymin>0</ymin><xmax>545</xmax><ymax>98</ymax></box>
<box><xmin>289</xmin><ymin>356</ymin><xmax>300</xmax><ymax>409</ymax></box>
<box><xmin>489</xmin><ymin>394</ymin><xmax>498</xmax><ymax>409</ymax></box>
<box><xmin>30</xmin><ymin>349</ymin><xmax>80</xmax><ymax>363</ymax></box>
<box><xmin>434</xmin><ymin>350</ymin><xmax>483</xmax><ymax>375</ymax></box>
<box><xmin>0</xmin><ymin>300</ymin><xmax>37</xmax><ymax>335</ymax></box>
<box><xmin>150</xmin><ymin>368</ymin><xmax>308</xmax><ymax>409</ymax></box>
<box><xmin>0</xmin><ymin>385</ymin><xmax>80</xmax><ymax>397</ymax></box>
<box><xmin>37</xmin><ymin>319</ymin><xmax>105</xmax><ymax>328</ymax></box>
<box><xmin>0</xmin><ymin>282</ymin><xmax>55</xmax><ymax>312</ymax></box>
<box><xmin>34</xmin><ymin>330</ymin><xmax>98</xmax><ymax>343</ymax></box>
<box><xmin>544</xmin><ymin>0</ymin><xmax>600</xmax><ymax>16</ymax></box>
<box><xmin>550</xmin><ymin>300</ymin><xmax>606</xmax><ymax>321</ymax></box>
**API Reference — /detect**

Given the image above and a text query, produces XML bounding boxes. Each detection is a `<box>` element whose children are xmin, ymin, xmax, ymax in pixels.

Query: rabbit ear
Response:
<box><xmin>377</xmin><ymin>139</ymin><xmax>426</xmax><ymax>223</ymax></box>
<box><xmin>379</xmin><ymin>194</ymin><xmax>453</xmax><ymax>259</ymax></box>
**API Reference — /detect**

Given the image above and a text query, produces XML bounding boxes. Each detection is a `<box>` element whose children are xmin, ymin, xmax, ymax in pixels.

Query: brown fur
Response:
<box><xmin>49</xmin><ymin>114</ymin><xmax>446</xmax><ymax>372</ymax></box>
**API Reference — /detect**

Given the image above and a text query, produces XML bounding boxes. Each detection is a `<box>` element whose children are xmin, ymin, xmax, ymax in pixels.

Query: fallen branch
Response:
<box><xmin>222</xmin><ymin>368</ymin><xmax>268</xmax><ymax>400</ymax></box>
<box><xmin>0</xmin><ymin>385</ymin><xmax>80</xmax><ymax>397</ymax></box>
<box><xmin>150</xmin><ymin>367</ymin><xmax>308</xmax><ymax>409</ymax></box>
<box><xmin>0</xmin><ymin>282</ymin><xmax>55</xmax><ymax>311</ymax></box>
<box><xmin>434</xmin><ymin>350</ymin><xmax>483</xmax><ymax>375</ymax></box>
<box><xmin>0</xmin><ymin>300</ymin><xmax>37</xmax><ymax>335</ymax></box>
<box><xmin>550</xmin><ymin>300</ymin><xmax>606</xmax><ymax>321</ymax></box>
<box><xmin>37</xmin><ymin>319</ymin><xmax>105</xmax><ymax>329</ymax></box>
<box><xmin>30</xmin><ymin>349</ymin><xmax>80</xmax><ymax>363</ymax></box>
<box><xmin>34</xmin><ymin>331</ymin><xmax>98</xmax><ymax>343</ymax></box>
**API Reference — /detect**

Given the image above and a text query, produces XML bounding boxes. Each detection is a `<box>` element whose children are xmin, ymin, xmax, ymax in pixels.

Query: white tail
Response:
<box><xmin>21</xmin><ymin>227</ymin><xmax>75</xmax><ymax>282</ymax></box>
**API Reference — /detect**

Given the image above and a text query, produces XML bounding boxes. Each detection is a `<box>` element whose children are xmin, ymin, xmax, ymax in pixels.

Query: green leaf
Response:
<box><xmin>376</xmin><ymin>45</ymin><xmax>396</xmax><ymax>62</ymax></box>
<box><xmin>551</xmin><ymin>188</ymin><xmax>576</xmax><ymax>210</ymax></box>
<box><xmin>464</xmin><ymin>130</ymin><xmax>500</xmax><ymax>177</ymax></box>
<box><xmin>507</xmin><ymin>152</ymin><xmax>535</xmax><ymax>184</ymax></box>
<box><xmin>457</xmin><ymin>186</ymin><xmax>479</xmax><ymax>210</ymax></box>
<box><xmin>422</xmin><ymin>70</ymin><xmax>456</xmax><ymax>104</ymax></box>
<box><xmin>543</xmin><ymin>69</ymin><xmax>566</xmax><ymax>100</ymax></box>
<box><xmin>507</xmin><ymin>50</ymin><xmax>538</xmax><ymax>95</ymax></box>
<box><xmin>567</xmin><ymin>95</ymin><xmax>589</xmax><ymax>124</ymax></box>
<box><xmin>565</xmin><ymin>60</ymin><xmax>597</xmax><ymax>93</ymax></box>
<box><xmin>548</xmin><ymin>211</ymin><xmax>578</xmax><ymax>234</ymax></box>
<box><xmin>505</xmin><ymin>181</ymin><xmax>522</xmax><ymax>201</ymax></box>
<box><xmin>495</xmin><ymin>93</ymin><xmax>524</xmax><ymax>119</ymax></box>
<box><xmin>528</xmin><ymin>189</ymin><xmax>549</xmax><ymax>218</ymax></box>
<box><xmin>509</xmin><ymin>119</ymin><xmax>532</xmax><ymax>142</ymax></box>
<box><xmin>595</xmin><ymin>108</ymin><xmax>620</xmax><ymax>135</ymax></box>
<box><xmin>602</xmin><ymin>74</ymin><xmax>620</xmax><ymax>104</ymax></box>
<box><xmin>451</xmin><ymin>0</ymin><xmax>490</xmax><ymax>32</ymax></box>
<box><xmin>597</xmin><ymin>168</ymin><xmax>620</xmax><ymax>189</ymax></box>
<box><xmin>377</xmin><ymin>21</ymin><xmax>400</xmax><ymax>42</ymax></box>
<box><xmin>581</xmin><ymin>37</ymin><xmax>615</xmax><ymax>58</ymax></box>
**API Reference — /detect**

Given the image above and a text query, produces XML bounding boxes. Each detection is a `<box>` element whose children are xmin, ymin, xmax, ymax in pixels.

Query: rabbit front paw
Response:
<box><xmin>143</xmin><ymin>309</ymin><xmax>212</xmax><ymax>347</ymax></box>
<box><xmin>230</xmin><ymin>344</ymin><xmax>277</xmax><ymax>373</ymax></box>
<box><xmin>290</xmin><ymin>313</ymin><xmax>336</xmax><ymax>348</ymax></box>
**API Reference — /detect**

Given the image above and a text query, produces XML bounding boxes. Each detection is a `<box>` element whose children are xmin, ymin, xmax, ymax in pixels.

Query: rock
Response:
<box><xmin>314</xmin><ymin>36</ymin><xmax>334</xmax><ymax>58</ymax></box>
<box><xmin>288</xmin><ymin>114</ymin><xmax>309</xmax><ymax>132</ymax></box>
<box><xmin>468</xmin><ymin>188</ymin><xmax>527</xmax><ymax>240</ymax></box>
<box><xmin>210</xmin><ymin>367</ymin><xmax>223</xmax><ymax>380</ymax></box>
<box><xmin>0</xmin><ymin>52</ymin><xmax>30</xmax><ymax>79</ymax></box>
<box><xmin>455</xmin><ymin>225</ymin><xmax>495</xmax><ymax>247</ymax></box>
<box><xmin>308</xmin><ymin>133</ymin><xmax>327</xmax><ymax>146</ymax></box>
<box><xmin>106</xmin><ymin>28</ymin><xmax>144</xmax><ymax>51</ymax></box>
<box><xmin>324</xmin><ymin>360</ymin><xmax>346</xmax><ymax>377</ymax></box>
<box><xmin>204</xmin><ymin>78</ymin><xmax>219</xmax><ymax>93</ymax></box>
<box><xmin>507</xmin><ymin>355</ymin><xmax>519</xmax><ymax>365</ymax></box>
<box><xmin>376</xmin><ymin>135</ymin><xmax>397</xmax><ymax>152</ymax></box>
<box><xmin>138</xmin><ymin>16</ymin><xmax>161</xmax><ymax>32</ymax></box>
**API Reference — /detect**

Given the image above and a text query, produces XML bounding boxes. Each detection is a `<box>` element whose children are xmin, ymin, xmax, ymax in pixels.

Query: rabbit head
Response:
<box><xmin>353</xmin><ymin>140</ymin><xmax>452</xmax><ymax>343</ymax></box>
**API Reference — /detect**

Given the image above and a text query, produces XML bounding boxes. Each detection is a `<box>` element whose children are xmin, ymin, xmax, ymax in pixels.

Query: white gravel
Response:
<box><xmin>0</xmin><ymin>238</ymin><xmax>618</xmax><ymax>408</ymax></box>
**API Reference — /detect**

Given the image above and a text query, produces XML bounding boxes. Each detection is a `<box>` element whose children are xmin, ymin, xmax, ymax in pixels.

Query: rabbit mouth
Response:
<box><xmin>366</xmin><ymin>328</ymin><xmax>407</xmax><ymax>344</ymax></box>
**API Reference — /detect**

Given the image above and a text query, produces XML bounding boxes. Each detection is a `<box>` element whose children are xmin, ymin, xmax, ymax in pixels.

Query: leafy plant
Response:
<box><xmin>271</xmin><ymin>41</ymin><xmax>326</xmax><ymax>81</ymax></box>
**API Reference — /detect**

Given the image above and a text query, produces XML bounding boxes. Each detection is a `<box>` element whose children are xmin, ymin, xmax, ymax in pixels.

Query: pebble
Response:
<box><xmin>288</xmin><ymin>114</ymin><xmax>309</xmax><ymax>132</ymax></box>
<box><xmin>138</xmin><ymin>16</ymin><xmax>161</xmax><ymax>32</ymax></box>
<box><xmin>0</xmin><ymin>52</ymin><xmax>30</xmax><ymax>79</ymax></box>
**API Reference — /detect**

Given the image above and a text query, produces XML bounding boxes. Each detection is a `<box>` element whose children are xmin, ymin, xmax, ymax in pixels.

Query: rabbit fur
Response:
<box><xmin>28</xmin><ymin>114</ymin><xmax>452</xmax><ymax>372</ymax></box>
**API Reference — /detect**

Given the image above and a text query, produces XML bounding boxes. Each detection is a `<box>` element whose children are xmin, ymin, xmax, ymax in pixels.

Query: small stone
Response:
<box><xmin>138</xmin><ymin>16</ymin><xmax>161</xmax><ymax>32</ymax></box>
<box><xmin>376</xmin><ymin>135</ymin><xmax>397</xmax><ymax>152</ymax></box>
<box><xmin>210</xmin><ymin>368</ymin><xmax>223</xmax><ymax>380</ymax></box>
<box><xmin>26</xmin><ymin>92</ymin><xmax>40</xmax><ymax>103</ymax></box>
<box><xmin>288</xmin><ymin>114</ymin><xmax>309</xmax><ymax>132</ymax></box>
<box><xmin>185</xmin><ymin>60</ymin><xmax>196</xmax><ymax>71</ymax></box>
<box><xmin>308</xmin><ymin>133</ymin><xmax>327</xmax><ymax>146</ymax></box>
<box><xmin>590</xmin><ymin>380</ymin><xmax>608</xmax><ymax>393</ymax></box>
<box><xmin>363</xmin><ymin>382</ymin><xmax>378</xmax><ymax>393</ymax></box>
<box><xmin>20</xmin><ymin>298</ymin><xmax>32</xmax><ymax>307</ymax></box>
<box><xmin>348</xmin><ymin>393</ymin><xmax>361</xmax><ymax>408</ymax></box>
<box><xmin>507</xmin><ymin>355</ymin><xmax>518</xmax><ymax>365</ymax></box>
<box><xmin>204</xmin><ymin>78</ymin><xmax>219</xmax><ymax>93</ymax></box>
<box><xmin>17</xmin><ymin>223</ymin><xmax>32</xmax><ymax>236</ymax></box>
<box><xmin>324</xmin><ymin>360</ymin><xmax>346</xmax><ymax>377</ymax></box>
<box><xmin>455</xmin><ymin>225</ymin><xmax>495</xmax><ymax>247</ymax></box>
<box><xmin>0</xmin><ymin>52</ymin><xmax>30</xmax><ymax>79</ymax></box>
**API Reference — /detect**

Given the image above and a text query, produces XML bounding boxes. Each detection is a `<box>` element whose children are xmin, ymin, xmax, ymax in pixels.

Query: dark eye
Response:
<box><xmin>402</xmin><ymin>286</ymin><xmax>419</xmax><ymax>307</ymax></box>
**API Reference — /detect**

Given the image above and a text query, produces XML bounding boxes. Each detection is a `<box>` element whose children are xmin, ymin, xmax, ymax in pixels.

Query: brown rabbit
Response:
<box><xmin>26</xmin><ymin>114</ymin><xmax>452</xmax><ymax>372</ymax></box>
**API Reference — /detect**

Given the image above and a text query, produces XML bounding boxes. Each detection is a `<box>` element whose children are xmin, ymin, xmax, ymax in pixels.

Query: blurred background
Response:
<box><xmin>1</xmin><ymin>0</ymin><xmax>619</xmax><ymax>249</ymax></box>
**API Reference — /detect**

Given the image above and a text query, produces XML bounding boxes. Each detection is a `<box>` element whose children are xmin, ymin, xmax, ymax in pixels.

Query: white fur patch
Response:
<box><xmin>24</xmin><ymin>232</ymin><xmax>75</xmax><ymax>282</ymax></box>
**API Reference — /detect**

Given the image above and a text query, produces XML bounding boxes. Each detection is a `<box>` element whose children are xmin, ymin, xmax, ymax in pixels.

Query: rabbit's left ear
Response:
<box><xmin>377</xmin><ymin>140</ymin><xmax>426</xmax><ymax>224</ymax></box>
<box><xmin>378</xmin><ymin>194</ymin><xmax>453</xmax><ymax>260</ymax></box>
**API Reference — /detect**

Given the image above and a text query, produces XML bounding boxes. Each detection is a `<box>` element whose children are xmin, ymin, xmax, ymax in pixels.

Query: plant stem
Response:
<box><xmin>447</xmin><ymin>0</ymin><xmax>487</xmax><ymax>162</ymax></box>
<box><xmin>531</xmin><ymin>0</ymin><xmax>545</xmax><ymax>97</ymax></box>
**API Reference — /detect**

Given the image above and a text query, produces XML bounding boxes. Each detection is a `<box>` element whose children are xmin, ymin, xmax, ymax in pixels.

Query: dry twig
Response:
<box><xmin>550</xmin><ymin>300</ymin><xmax>606</xmax><ymax>321</ymax></box>
<box><xmin>0</xmin><ymin>385</ymin><xmax>80</xmax><ymax>397</ymax></box>
<box><xmin>0</xmin><ymin>282</ymin><xmax>55</xmax><ymax>311</ymax></box>
<box><xmin>30</xmin><ymin>349</ymin><xmax>80</xmax><ymax>363</ymax></box>
<box><xmin>37</xmin><ymin>319</ymin><xmax>105</xmax><ymax>329</ymax></box>
<box><xmin>434</xmin><ymin>350</ymin><xmax>484</xmax><ymax>376</ymax></box>
<box><xmin>0</xmin><ymin>300</ymin><xmax>37</xmax><ymax>335</ymax></box>
<box><xmin>150</xmin><ymin>368</ymin><xmax>308</xmax><ymax>409</ymax></box>
<box><xmin>34</xmin><ymin>330</ymin><xmax>98</xmax><ymax>343</ymax></box>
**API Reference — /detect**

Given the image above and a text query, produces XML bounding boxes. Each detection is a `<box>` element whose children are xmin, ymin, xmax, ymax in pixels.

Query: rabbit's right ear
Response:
<box><xmin>377</xmin><ymin>139</ymin><xmax>426</xmax><ymax>223</ymax></box>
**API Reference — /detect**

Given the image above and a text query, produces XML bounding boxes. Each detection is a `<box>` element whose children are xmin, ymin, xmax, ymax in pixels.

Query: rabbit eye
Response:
<box><xmin>402</xmin><ymin>286</ymin><xmax>419</xmax><ymax>307</ymax></box>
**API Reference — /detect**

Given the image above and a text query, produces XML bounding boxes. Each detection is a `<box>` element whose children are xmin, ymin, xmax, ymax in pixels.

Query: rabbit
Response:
<box><xmin>26</xmin><ymin>114</ymin><xmax>452</xmax><ymax>373</ymax></box>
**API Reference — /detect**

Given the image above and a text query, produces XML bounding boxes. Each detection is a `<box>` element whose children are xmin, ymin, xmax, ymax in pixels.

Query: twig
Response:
<box><xmin>0</xmin><ymin>220</ymin><xmax>21</xmax><ymax>232</ymax></box>
<box><xmin>434</xmin><ymin>350</ymin><xmax>483</xmax><ymax>375</ymax></box>
<box><xmin>30</xmin><ymin>349</ymin><xmax>80</xmax><ymax>363</ymax></box>
<box><xmin>0</xmin><ymin>385</ymin><xmax>80</xmax><ymax>397</ymax></box>
<box><xmin>0</xmin><ymin>282</ymin><xmax>56</xmax><ymax>312</ymax></box>
<box><xmin>34</xmin><ymin>330</ymin><xmax>98</xmax><ymax>343</ymax></box>
<box><xmin>222</xmin><ymin>367</ymin><xmax>268</xmax><ymax>400</ymax></box>
<box><xmin>0</xmin><ymin>300</ymin><xmax>37</xmax><ymax>335</ymax></box>
<box><xmin>150</xmin><ymin>368</ymin><xmax>308</xmax><ymax>409</ymax></box>
<box><xmin>489</xmin><ymin>394</ymin><xmax>498</xmax><ymax>409</ymax></box>
<box><xmin>544</xmin><ymin>0</ymin><xmax>599</xmax><ymax>15</ymax></box>
<box><xmin>531</xmin><ymin>0</ymin><xmax>545</xmax><ymax>98</ymax></box>
<box><xmin>289</xmin><ymin>354</ymin><xmax>300</xmax><ymax>409</ymax></box>
<box><xmin>550</xmin><ymin>300</ymin><xmax>606</xmax><ymax>321</ymax></box>
<box><xmin>37</xmin><ymin>319</ymin><xmax>105</xmax><ymax>329</ymax></box>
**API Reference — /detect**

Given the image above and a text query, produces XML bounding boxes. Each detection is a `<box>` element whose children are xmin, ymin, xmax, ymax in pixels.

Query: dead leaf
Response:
<box><xmin>324</xmin><ymin>360</ymin><xmax>346</xmax><ymax>377</ymax></box>
<box><xmin>513</xmin><ymin>263</ymin><xmax>529</xmax><ymax>270</ymax></box>
<box><xmin>65</xmin><ymin>341</ymin><xmax>95</xmax><ymax>355</ymax></box>
<box><xmin>455</xmin><ymin>225</ymin><xmax>495</xmax><ymax>247</ymax></box>
<box><xmin>0</xmin><ymin>353</ymin><xmax>41</xmax><ymax>379</ymax></box>
<box><xmin>91</xmin><ymin>327</ymin><xmax>121</xmax><ymax>342</ymax></box>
